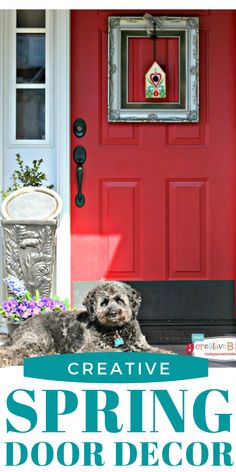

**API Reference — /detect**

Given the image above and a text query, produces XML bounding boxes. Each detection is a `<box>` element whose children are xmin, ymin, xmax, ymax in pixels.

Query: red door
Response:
<box><xmin>71</xmin><ymin>10</ymin><xmax>236</xmax><ymax>339</ymax></box>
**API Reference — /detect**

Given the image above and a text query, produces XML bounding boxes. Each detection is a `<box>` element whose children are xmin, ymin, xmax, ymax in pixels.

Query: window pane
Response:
<box><xmin>17</xmin><ymin>34</ymin><xmax>45</xmax><ymax>83</ymax></box>
<box><xmin>16</xmin><ymin>89</ymin><xmax>45</xmax><ymax>140</ymax></box>
<box><xmin>17</xmin><ymin>10</ymin><xmax>45</xmax><ymax>28</ymax></box>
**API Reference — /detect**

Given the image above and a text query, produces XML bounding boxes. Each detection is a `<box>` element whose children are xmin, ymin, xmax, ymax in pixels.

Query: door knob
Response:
<box><xmin>73</xmin><ymin>145</ymin><xmax>86</xmax><ymax>165</ymax></box>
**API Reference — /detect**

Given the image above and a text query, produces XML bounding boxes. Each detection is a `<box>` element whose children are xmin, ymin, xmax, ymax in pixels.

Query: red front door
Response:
<box><xmin>71</xmin><ymin>10</ymin><xmax>236</xmax><ymax>334</ymax></box>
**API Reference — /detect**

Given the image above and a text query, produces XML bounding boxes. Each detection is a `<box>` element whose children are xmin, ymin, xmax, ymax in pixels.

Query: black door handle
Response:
<box><xmin>75</xmin><ymin>166</ymin><xmax>85</xmax><ymax>207</ymax></box>
<box><xmin>74</xmin><ymin>146</ymin><xmax>86</xmax><ymax>207</ymax></box>
<box><xmin>74</xmin><ymin>145</ymin><xmax>86</xmax><ymax>165</ymax></box>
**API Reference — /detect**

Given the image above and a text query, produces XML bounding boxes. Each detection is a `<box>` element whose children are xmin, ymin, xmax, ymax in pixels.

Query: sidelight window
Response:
<box><xmin>13</xmin><ymin>10</ymin><xmax>51</xmax><ymax>142</ymax></box>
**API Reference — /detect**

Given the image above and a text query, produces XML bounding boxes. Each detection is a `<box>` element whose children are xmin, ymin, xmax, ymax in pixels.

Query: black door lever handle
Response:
<box><xmin>73</xmin><ymin>146</ymin><xmax>86</xmax><ymax>208</ymax></box>
<box><xmin>75</xmin><ymin>166</ymin><xmax>85</xmax><ymax>207</ymax></box>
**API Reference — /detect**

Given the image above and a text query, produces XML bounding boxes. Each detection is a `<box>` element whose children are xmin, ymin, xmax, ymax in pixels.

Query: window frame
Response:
<box><xmin>9</xmin><ymin>10</ymin><xmax>53</xmax><ymax>146</ymax></box>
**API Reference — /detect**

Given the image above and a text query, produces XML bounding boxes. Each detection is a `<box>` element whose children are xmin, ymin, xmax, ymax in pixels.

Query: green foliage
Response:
<box><xmin>52</xmin><ymin>296</ymin><xmax>71</xmax><ymax>310</ymax></box>
<box><xmin>0</xmin><ymin>153</ymin><xmax>54</xmax><ymax>199</ymax></box>
<box><xmin>25</xmin><ymin>291</ymin><xmax>32</xmax><ymax>301</ymax></box>
<box><xmin>63</xmin><ymin>298</ymin><xmax>71</xmax><ymax>310</ymax></box>
<box><xmin>35</xmin><ymin>289</ymin><xmax>40</xmax><ymax>302</ymax></box>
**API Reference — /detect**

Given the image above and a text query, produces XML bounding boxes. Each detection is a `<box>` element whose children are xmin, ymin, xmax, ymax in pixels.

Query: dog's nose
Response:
<box><xmin>109</xmin><ymin>309</ymin><xmax>117</xmax><ymax>316</ymax></box>
<box><xmin>107</xmin><ymin>305</ymin><xmax>119</xmax><ymax>317</ymax></box>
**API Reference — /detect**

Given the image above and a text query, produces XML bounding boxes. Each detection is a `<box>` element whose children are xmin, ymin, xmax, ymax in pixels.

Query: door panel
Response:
<box><xmin>100</xmin><ymin>180</ymin><xmax>140</xmax><ymax>278</ymax></box>
<box><xmin>71</xmin><ymin>11</ymin><xmax>236</xmax><ymax>327</ymax></box>
<box><xmin>168</xmin><ymin>180</ymin><xmax>207</xmax><ymax>278</ymax></box>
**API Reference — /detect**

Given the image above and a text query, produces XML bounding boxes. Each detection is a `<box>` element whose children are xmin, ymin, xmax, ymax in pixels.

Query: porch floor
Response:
<box><xmin>0</xmin><ymin>334</ymin><xmax>235</xmax><ymax>368</ymax></box>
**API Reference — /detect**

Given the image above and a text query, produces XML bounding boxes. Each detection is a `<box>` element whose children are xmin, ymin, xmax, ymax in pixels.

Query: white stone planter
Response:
<box><xmin>2</xmin><ymin>220</ymin><xmax>57</xmax><ymax>297</ymax></box>
<box><xmin>6</xmin><ymin>320</ymin><xmax>23</xmax><ymax>337</ymax></box>
<box><xmin>1</xmin><ymin>187</ymin><xmax>62</xmax><ymax>298</ymax></box>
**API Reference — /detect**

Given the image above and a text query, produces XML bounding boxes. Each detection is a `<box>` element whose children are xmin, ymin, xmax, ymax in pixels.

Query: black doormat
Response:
<box><xmin>141</xmin><ymin>320</ymin><xmax>236</xmax><ymax>345</ymax></box>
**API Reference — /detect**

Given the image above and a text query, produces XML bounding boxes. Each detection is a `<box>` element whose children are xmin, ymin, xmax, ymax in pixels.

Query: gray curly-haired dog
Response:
<box><xmin>0</xmin><ymin>281</ymin><xmax>170</xmax><ymax>367</ymax></box>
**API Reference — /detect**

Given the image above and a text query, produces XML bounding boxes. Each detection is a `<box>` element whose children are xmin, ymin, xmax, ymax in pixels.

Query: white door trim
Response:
<box><xmin>0</xmin><ymin>10</ymin><xmax>71</xmax><ymax>303</ymax></box>
<box><xmin>0</xmin><ymin>11</ymin><xmax>4</xmax><ymax>301</ymax></box>
<box><xmin>54</xmin><ymin>10</ymin><xmax>71</xmax><ymax>301</ymax></box>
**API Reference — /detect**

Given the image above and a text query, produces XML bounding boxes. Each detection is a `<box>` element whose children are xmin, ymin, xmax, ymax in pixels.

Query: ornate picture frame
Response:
<box><xmin>108</xmin><ymin>15</ymin><xmax>199</xmax><ymax>122</ymax></box>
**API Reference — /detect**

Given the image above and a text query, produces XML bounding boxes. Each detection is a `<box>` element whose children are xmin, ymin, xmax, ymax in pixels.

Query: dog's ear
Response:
<box><xmin>127</xmin><ymin>286</ymin><xmax>142</xmax><ymax>317</ymax></box>
<box><xmin>83</xmin><ymin>289</ymin><xmax>96</xmax><ymax>321</ymax></box>
<box><xmin>76</xmin><ymin>310</ymin><xmax>90</xmax><ymax>324</ymax></box>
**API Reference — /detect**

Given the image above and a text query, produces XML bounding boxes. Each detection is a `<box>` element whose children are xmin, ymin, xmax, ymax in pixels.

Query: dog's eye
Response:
<box><xmin>101</xmin><ymin>298</ymin><xmax>108</xmax><ymax>307</ymax></box>
<box><xmin>115</xmin><ymin>297</ymin><xmax>125</xmax><ymax>305</ymax></box>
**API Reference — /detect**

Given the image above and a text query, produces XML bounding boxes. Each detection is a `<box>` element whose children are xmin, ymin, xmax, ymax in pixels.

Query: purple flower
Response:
<box><xmin>0</xmin><ymin>280</ymin><xmax>67</xmax><ymax>321</ymax></box>
<box><xmin>17</xmin><ymin>304</ymin><xmax>27</xmax><ymax>312</ymax></box>
<box><xmin>32</xmin><ymin>307</ymin><xmax>41</xmax><ymax>315</ymax></box>
<box><xmin>4</xmin><ymin>276</ymin><xmax>27</xmax><ymax>297</ymax></box>
<box><xmin>37</xmin><ymin>297</ymin><xmax>50</xmax><ymax>309</ymax></box>
<box><xmin>37</xmin><ymin>297</ymin><xmax>65</xmax><ymax>312</ymax></box>
<box><xmin>2</xmin><ymin>300</ymin><xmax>17</xmax><ymax>311</ymax></box>
<box><xmin>28</xmin><ymin>300</ymin><xmax>37</xmax><ymax>309</ymax></box>
<box><xmin>21</xmin><ymin>309</ymin><xmax>33</xmax><ymax>319</ymax></box>
<box><xmin>54</xmin><ymin>301</ymin><xmax>66</xmax><ymax>310</ymax></box>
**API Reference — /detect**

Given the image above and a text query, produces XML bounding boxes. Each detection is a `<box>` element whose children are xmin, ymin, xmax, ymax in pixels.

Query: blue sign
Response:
<box><xmin>192</xmin><ymin>333</ymin><xmax>205</xmax><ymax>342</ymax></box>
<box><xmin>24</xmin><ymin>352</ymin><xmax>208</xmax><ymax>383</ymax></box>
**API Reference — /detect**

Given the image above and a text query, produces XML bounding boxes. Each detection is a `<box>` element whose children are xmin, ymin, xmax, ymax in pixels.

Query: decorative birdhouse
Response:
<box><xmin>145</xmin><ymin>61</ymin><xmax>166</xmax><ymax>99</ymax></box>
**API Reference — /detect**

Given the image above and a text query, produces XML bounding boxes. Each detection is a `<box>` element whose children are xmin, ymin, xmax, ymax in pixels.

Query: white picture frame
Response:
<box><xmin>108</xmin><ymin>15</ymin><xmax>199</xmax><ymax>123</ymax></box>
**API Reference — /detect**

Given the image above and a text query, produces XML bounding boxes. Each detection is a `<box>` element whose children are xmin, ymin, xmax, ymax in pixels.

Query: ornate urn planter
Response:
<box><xmin>1</xmin><ymin>187</ymin><xmax>62</xmax><ymax>297</ymax></box>
<box><xmin>2</xmin><ymin>220</ymin><xmax>57</xmax><ymax>297</ymax></box>
<box><xmin>6</xmin><ymin>320</ymin><xmax>23</xmax><ymax>337</ymax></box>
